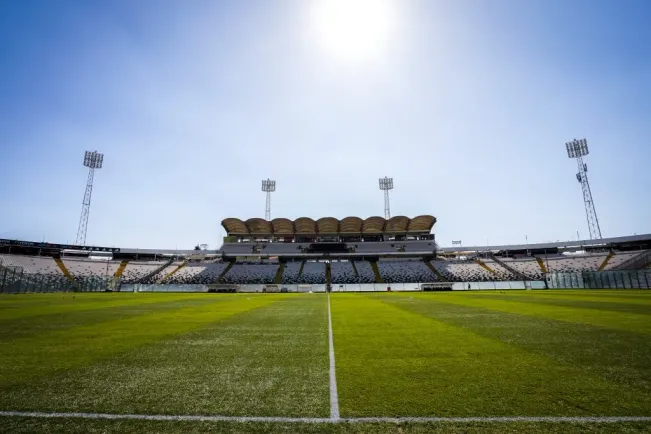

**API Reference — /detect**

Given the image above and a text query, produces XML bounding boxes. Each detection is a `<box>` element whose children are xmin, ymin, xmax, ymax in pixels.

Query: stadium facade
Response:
<box><xmin>1</xmin><ymin>215</ymin><xmax>650</xmax><ymax>294</ymax></box>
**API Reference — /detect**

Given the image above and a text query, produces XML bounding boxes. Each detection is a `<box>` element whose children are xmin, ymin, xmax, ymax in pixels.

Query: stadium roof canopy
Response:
<box><xmin>221</xmin><ymin>215</ymin><xmax>436</xmax><ymax>237</ymax></box>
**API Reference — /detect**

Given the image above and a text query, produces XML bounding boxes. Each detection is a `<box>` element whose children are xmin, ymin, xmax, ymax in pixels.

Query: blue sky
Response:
<box><xmin>1</xmin><ymin>0</ymin><xmax>649</xmax><ymax>249</ymax></box>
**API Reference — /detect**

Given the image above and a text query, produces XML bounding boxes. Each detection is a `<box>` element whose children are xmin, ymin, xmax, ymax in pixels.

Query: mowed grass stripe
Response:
<box><xmin>427</xmin><ymin>292</ymin><xmax>651</xmax><ymax>334</ymax></box>
<box><xmin>0</xmin><ymin>293</ymin><xmax>222</xmax><ymax>320</ymax></box>
<box><xmin>383</xmin><ymin>293</ymin><xmax>651</xmax><ymax>396</ymax></box>
<box><xmin>331</xmin><ymin>295</ymin><xmax>650</xmax><ymax>417</ymax></box>
<box><xmin>0</xmin><ymin>295</ymin><xmax>279</xmax><ymax>387</ymax></box>
<box><xmin>473</xmin><ymin>294</ymin><xmax>651</xmax><ymax>316</ymax></box>
<box><xmin>0</xmin><ymin>295</ymin><xmax>242</xmax><ymax>341</ymax></box>
<box><xmin>0</xmin><ymin>295</ymin><xmax>329</xmax><ymax>417</ymax></box>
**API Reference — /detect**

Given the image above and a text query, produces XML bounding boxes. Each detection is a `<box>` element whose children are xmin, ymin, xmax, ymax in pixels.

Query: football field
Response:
<box><xmin>1</xmin><ymin>290</ymin><xmax>650</xmax><ymax>433</ymax></box>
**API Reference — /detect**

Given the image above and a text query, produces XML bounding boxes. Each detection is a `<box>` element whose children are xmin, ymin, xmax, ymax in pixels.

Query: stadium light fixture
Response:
<box><xmin>565</xmin><ymin>138</ymin><xmax>601</xmax><ymax>240</ymax></box>
<box><xmin>261</xmin><ymin>179</ymin><xmax>276</xmax><ymax>221</ymax></box>
<box><xmin>378</xmin><ymin>177</ymin><xmax>394</xmax><ymax>219</ymax></box>
<box><xmin>76</xmin><ymin>151</ymin><xmax>104</xmax><ymax>245</ymax></box>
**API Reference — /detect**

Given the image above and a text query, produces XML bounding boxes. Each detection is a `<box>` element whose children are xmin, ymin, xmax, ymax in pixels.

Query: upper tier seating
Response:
<box><xmin>377</xmin><ymin>260</ymin><xmax>439</xmax><ymax>283</ymax></box>
<box><xmin>221</xmin><ymin>263</ymin><xmax>279</xmax><ymax>284</ymax></box>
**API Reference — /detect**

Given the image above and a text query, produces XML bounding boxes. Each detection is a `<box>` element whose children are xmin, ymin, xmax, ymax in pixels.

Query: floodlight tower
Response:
<box><xmin>76</xmin><ymin>151</ymin><xmax>104</xmax><ymax>246</ymax></box>
<box><xmin>378</xmin><ymin>177</ymin><xmax>394</xmax><ymax>219</ymax></box>
<box><xmin>565</xmin><ymin>138</ymin><xmax>602</xmax><ymax>240</ymax></box>
<box><xmin>261</xmin><ymin>179</ymin><xmax>276</xmax><ymax>221</ymax></box>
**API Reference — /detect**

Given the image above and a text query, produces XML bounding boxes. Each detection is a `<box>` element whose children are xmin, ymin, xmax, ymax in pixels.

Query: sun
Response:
<box><xmin>308</xmin><ymin>0</ymin><xmax>398</xmax><ymax>63</ymax></box>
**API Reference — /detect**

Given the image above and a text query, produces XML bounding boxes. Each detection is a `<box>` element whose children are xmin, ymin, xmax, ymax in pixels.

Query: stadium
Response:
<box><xmin>2</xmin><ymin>1</ymin><xmax>651</xmax><ymax>432</ymax></box>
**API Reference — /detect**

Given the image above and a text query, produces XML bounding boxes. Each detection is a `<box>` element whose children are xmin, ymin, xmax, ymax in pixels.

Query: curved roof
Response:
<box><xmin>362</xmin><ymin>216</ymin><xmax>386</xmax><ymax>234</ymax></box>
<box><xmin>317</xmin><ymin>217</ymin><xmax>339</xmax><ymax>234</ymax></box>
<box><xmin>408</xmin><ymin>215</ymin><xmax>437</xmax><ymax>232</ymax></box>
<box><xmin>340</xmin><ymin>216</ymin><xmax>363</xmax><ymax>233</ymax></box>
<box><xmin>245</xmin><ymin>218</ymin><xmax>272</xmax><ymax>235</ymax></box>
<box><xmin>222</xmin><ymin>218</ymin><xmax>248</xmax><ymax>235</ymax></box>
<box><xmin>385</xmin><ymin>215</ymin><xmax>409</xmax><ymax>233</ymax></box>
<box><xmin>271</xmin><ymin>218</ymin><xmax>294</xmax><ymax>235</ymax></box>
<box><xmin>294</xmin><ymin>217</ymin><xmax>316</xmax><ymax>234</ymax></box>
<box><xmin>221</xmin><ymin>215</ymin><xmax>435</xmax><ymax>236</ymax></box>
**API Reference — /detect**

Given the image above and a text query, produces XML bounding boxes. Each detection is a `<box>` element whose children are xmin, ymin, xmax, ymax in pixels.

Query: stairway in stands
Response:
<box><xmin>274</xmin><ymin>263</ymin><xmax>285</xmax><ymax>284</ymax></box>
<box><xmin>217</xmin><ymin>262</ymin><xmax>234</xmax><ymax>283</ymax></box>
<box><xmin>371</xmin><ymin>260</ymin><xmax>385</xmax><ymax>283</ymax></box>
<box><xmin>425</xmin><ymin>261</ymin><xmax>446</xmax><ymax>281</ymax></box>
<box><xmin>113</xmin><ymin>260</ymin><xmax>129</xmax><ymax>279</ymax></box>
<box><xmin>351</xmin><ymin>262</ymin><xmax>360</xmax><ymax>280</ymax></box>
<box><xmin>598</xmin><ymin>252</ymin><xmax>615</xmax><ymax>271</ymax></box>
<box><xmin>475</xmin><ymin>259</ymin><xmax>497</xmax><ymax>276</ymax></box>
<box><xmin>488</xmin><ymin>253</ymin><xmax>528</xmax><ymax>280</ymax></box>
<box><xmin>136</xmin><ymin>257</ymin><xmax>174</xmax><ymax>284</ymax></box>
<box><xmin>325</xmin><ymin>263</ymin><xmax>331</xmax><ymax>287</ymax></box>
<box><xmin>53</xmin><ymin>256</ymin><xmax>79</xmax><ymax>288</ymax></box>
<box><xmin>159</xmin><ymin>261</ymin><xmax>187</xmax><ymax>283</ymax></box>
<box><xmin>536</xmin><ymin>257</ymin><xmax>548</xmax><ymax>273</ymax></box>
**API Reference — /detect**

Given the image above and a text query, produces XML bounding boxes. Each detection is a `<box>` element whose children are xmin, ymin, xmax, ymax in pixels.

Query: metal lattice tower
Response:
<box><xmin>76</xmin><ymin>151</ymin><xmax>104</xmax><ymax>245</ymax></box>
<box><xmin>378</xmin><ymin>177</ymin><xmax>394</xmax><ymax>219</ymax></box>
<box><xmin>565</xmin><ymin>139</ymin><xmax>602</xmax><ymax>240</ymax></box>
<box><xmin>261</xmin><ymin>179</ymin><xmax>276</xmax><ymax>221</ymax></box>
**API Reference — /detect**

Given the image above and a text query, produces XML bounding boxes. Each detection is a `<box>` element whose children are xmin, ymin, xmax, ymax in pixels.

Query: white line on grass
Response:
<box><xmin>327</xmin><ymin>292</ymin><xmax>340</xmax><ymax>420</ymax></box>
<box><xmin>0</xmin><ymin>411</ymin><xmax>650</xmax><ymax>424</ymax></box>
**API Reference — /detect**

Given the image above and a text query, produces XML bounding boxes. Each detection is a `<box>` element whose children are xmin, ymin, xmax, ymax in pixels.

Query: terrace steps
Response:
<box><xmin>425</xmin><ymin>261</ymin><xmax>446</xmax><ymax>281</ymax></box>
<box><xmin>159</xmin><ymin>261</ymin><xmax>187</xmax><ymax>283</ymax></box>
<box><xmin>475</xmin><ymin>259</ymin><xmax>497</xmax><ymax>275</ymax></box>
<box><xmin>371</xmin><ymin>260</ymin><xmax>385</xmax><ymax>283</ymax></box>
<box><xmin>536</xmin><ymin>257</ymin><xmax>548</xmax><ymax>273</ymax></box>
<box><xmin>274</xmin><ymin>263</ymin><xmax>285</xmax><ymax>284</ymax></box>
<box><xmin>113</xmin><ymin>260</ymin><xmax>129</xmax><ymax>278</ymax></box>
<box><xmin>217</xmin><ymin>262</ymin><xmax>234</xmax><ymax>283</ymax></box>
<box><xmin>53</xmin><ymin>256</ymin><xmax>79</xmax><ymax>288</ymax></box>
<box><xmin>598</xmin><ymin>252</ymin><xmax>615</xmax><ymax>271</ymax></box>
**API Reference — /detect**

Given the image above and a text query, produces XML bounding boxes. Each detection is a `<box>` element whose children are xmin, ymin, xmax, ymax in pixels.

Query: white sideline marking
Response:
<box><xmin>0</xmin><ymin>411</ymin><xmax>650</xmax><ymax>424</ymax></box>
<box><xmin>327</xmin><ymin>293</ymin><xmax>340</xmax><ymax>420</ymax></box>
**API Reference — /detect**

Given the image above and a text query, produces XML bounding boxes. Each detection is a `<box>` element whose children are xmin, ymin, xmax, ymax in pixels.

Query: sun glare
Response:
<box><xmin>309</xmin><ymin>0</ymin><xmax>398</xmax><ymax>63</ymax></box>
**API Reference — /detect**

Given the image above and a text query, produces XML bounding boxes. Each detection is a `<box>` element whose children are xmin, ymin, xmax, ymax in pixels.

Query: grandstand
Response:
<box><xmin>1</xmin><ymin>218</ymin><xmax>651</xmax><ymax>293</ymax></box>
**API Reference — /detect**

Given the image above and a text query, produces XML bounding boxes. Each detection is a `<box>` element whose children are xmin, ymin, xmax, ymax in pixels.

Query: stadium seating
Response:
<box><xmin>165</xmin><ymin>262</ymin><xmax>229</xmax><ymax>284</ymax></box>
<box><xmin>331</xmin><ymin>261</ymin><xmax>357</xmax><ymax>284</ymax></box>
<box><xmin>431</xmin><ymin>260</ymin><xmax>502</xmax><ymax>282</ymax></box>
<box><xmin>63</xmin><ymin>258</ymin><xmax>121</xmax><ymax>278</ymax></box>
<box><xmin>220</xmin><ymin>263</ymin><xmax>279</xmax><ymax>284</ymax></box>
<box><xmin>604</xmin><ymin>252</ymin><xmax>644</xmax><ymax>270</ymax></box>
<box><xmin>545</xmin><ymin>254</ymin><xmax>607</xmax><ymax>273</ymax></box>
<box><xmin>301</xmin><ymin>262</ymin><xmax>326</xmax><ymax>284</ymax></box>
<box><xmin>355</xmin><ymin>261</ymin><xmax>377</xmax><ymax>283</ymax></box>
<box><xmin>0</xmin><ymin>254</ymin><xmax>62</xmax><ymax>275</ymax></box>
<box><xmin>120</xmin><ymin>261</ymin><xmax>169</xmax><ymax>284</ymax></box>
<box><xmin>500</xmin><ymin>258</ymin><xmax>545</xmax><ymax>280</ymax></box>
<box><xmin>281</xmin><ymin>262</ymin><xmax>302</xmax><ymax>284</ymax></box>
<box><xmin>377</xmin><ymin>260</ymin><xmax>440</xmax><ymax>283</ymax></box>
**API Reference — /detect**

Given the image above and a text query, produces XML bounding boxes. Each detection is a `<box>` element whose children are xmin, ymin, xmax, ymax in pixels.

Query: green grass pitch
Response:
<box><xmin>1</xmin><ymin>290</ymin><xmax>650</xmax><ymax>433</ymax></box>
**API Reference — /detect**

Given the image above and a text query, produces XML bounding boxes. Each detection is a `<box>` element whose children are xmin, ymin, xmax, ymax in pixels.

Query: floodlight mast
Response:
<box><xmin>76</xmin><ymin>151</ymin><xmax>104</xmax><ymax>245</ymax></box>
<box><xmin>565</xmin><ymin>138</ymin><xmax>602</xmax><ymax>240</ymax></box>
<box><xmin>378</xmin><ymin>177</ymin><xmax>394</xmax><ymax>219</ymax></box>
<box><xmin>261</xmin><ymin>179</ymin><xmax>276</xmax><ymax>221</ymax></box>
